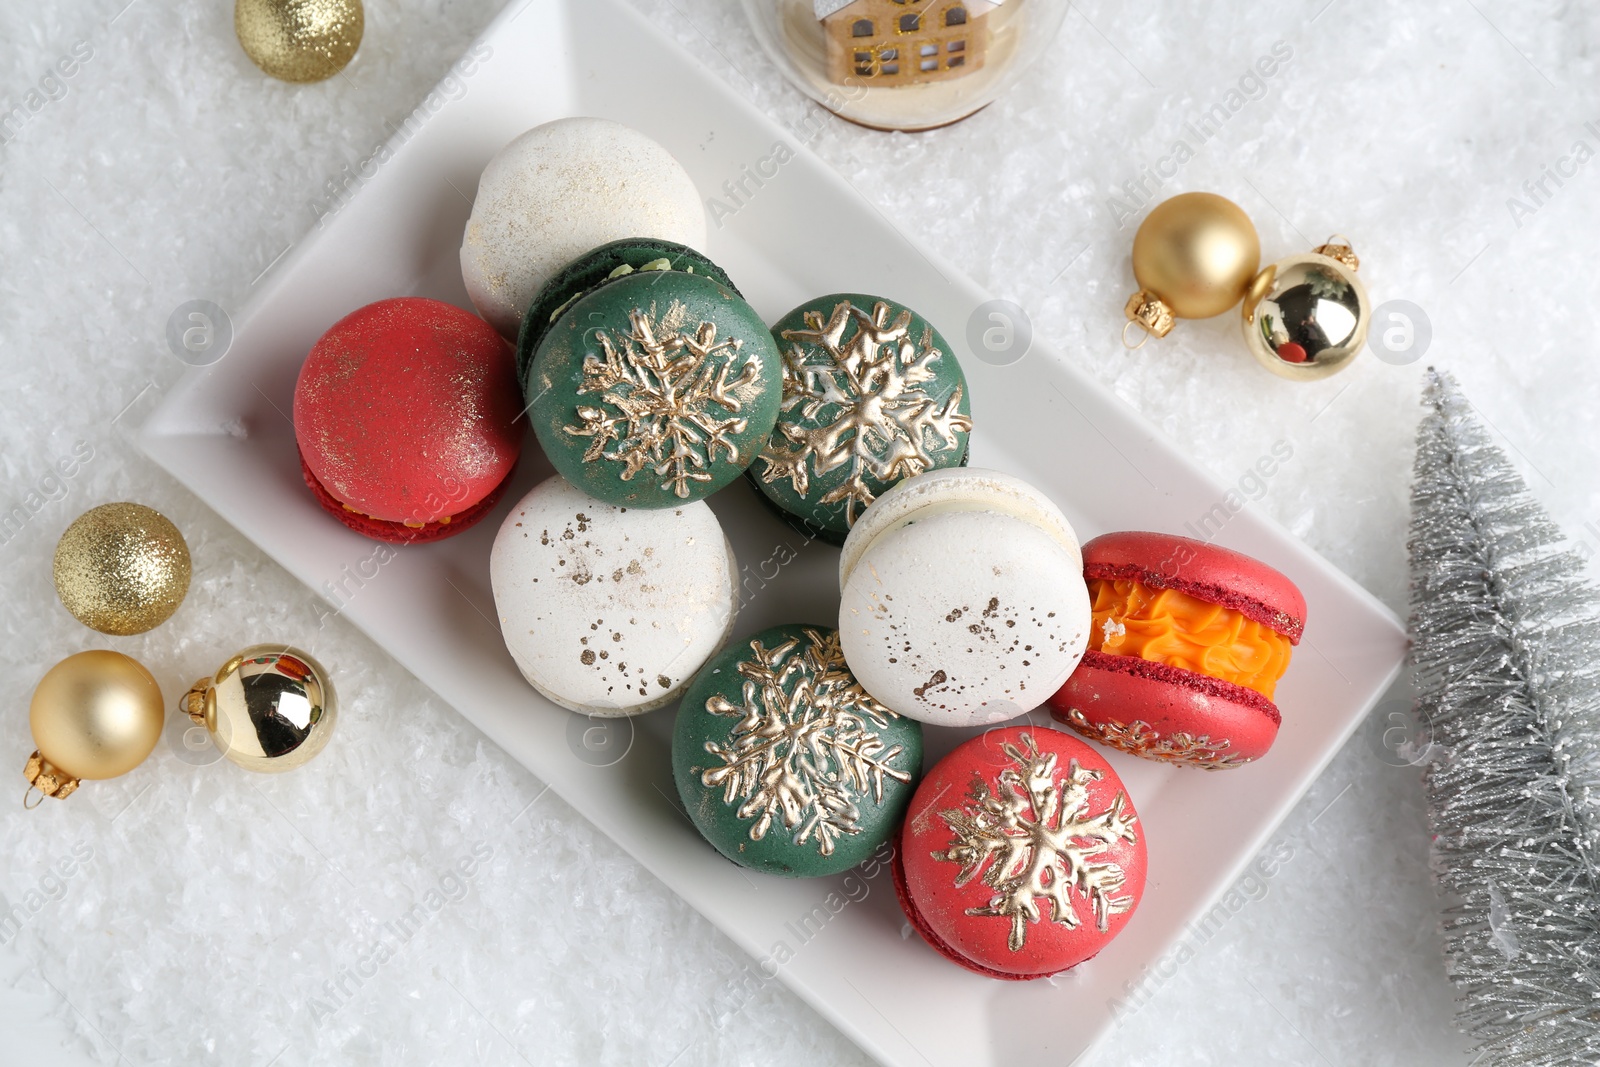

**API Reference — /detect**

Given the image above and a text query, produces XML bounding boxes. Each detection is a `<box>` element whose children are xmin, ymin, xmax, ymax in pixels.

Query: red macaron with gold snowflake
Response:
<box><xmin>895</xmin><ymin>727</ymin><xmax>1145</xmax><ymax>980</ymax></box>
<box><xmin>1048</xmin><ymin>531</ymin><xmax>1307</xmax><ymax>769</ymax></box>
<box><xmin>294</xmin><ymin>297</ymin><xmax>522</xmax><ymax>544</ymax></box>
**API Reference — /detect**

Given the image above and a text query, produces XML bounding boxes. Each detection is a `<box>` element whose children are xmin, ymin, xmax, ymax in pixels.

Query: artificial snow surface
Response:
<box><xmin>3</xmin><ymin>0</ymin><xmax>1598</xmax><ymax>1064</ymax></box>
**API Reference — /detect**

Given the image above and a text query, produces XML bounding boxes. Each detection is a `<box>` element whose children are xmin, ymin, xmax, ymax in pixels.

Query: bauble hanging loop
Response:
<box><xmin>1122</xmin><ymin>291</ymin><xmax>1174</xmax><ymax>348</ymax></box>
<box><xmin>1242</xmin><ymin>235</ymin><xmax>1371</xmax><ymax>381</ymax></box>
<box><xmin>24</xmin><ymin>651</ymin><xmax>165</xmax><ymax>806</ymax></box>
<box><xmin>185</xmin><ymin>645</ymin><xmax>337</xmax><ymax>773</ymax></box>
<box><xmin>1313</xmin><ymin>235</ymin><xmax>1360</xmax><ymax>271</ymax></box>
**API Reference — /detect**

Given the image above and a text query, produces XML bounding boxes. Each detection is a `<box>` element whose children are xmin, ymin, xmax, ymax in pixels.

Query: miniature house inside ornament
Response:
<box><xmin>817</xmin><ymin>0</ymin><xmax>998</xmax><ymax>85</ymax></box>
<box><xmin>741</xmin><ymin>0</ymin><xmax>1066</xmax><ymax>131</ymax></box>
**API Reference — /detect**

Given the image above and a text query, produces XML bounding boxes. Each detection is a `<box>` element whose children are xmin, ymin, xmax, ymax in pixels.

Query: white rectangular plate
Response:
<box><xmin>140</xmin><ymin>2</ymin><xmax>1407</xmax><ymax>1063</ymax></box>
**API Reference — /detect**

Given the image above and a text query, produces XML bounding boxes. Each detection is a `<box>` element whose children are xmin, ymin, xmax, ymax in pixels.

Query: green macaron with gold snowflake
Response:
<box><xmin>750</xmin><ymin>293</ymin><xmax>972</xmax><ymax>543</ymax></box>
<box><xmin>515</xmin><ymin>238</ymin><xmax>741</xmax><ymax>392</ymax></box>
<box><xmin>528</xmin><ymin>265</ymin><xmax>782</xmax><ymax>509</ymax></box>
<box><xmin>673</xmin><ymin>623</ymin><xmax>923</xmax><ymax>878</ymax></box>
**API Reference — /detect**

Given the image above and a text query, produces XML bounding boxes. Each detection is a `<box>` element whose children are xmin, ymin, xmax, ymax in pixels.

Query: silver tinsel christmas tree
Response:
<box><xmin>1409</xmin><ymin>369</ymin><xmax>1600</xmax><ymax>1064</ymax></box>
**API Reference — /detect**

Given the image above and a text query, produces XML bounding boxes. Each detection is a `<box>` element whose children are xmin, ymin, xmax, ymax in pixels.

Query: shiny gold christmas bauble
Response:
<box><xmin>26</xmin><ymin>650</ymin><xmax>165</xmax><ymax>803</ymax></box>
<box><xmin>235</xmin><ymin>0</ymin><xmax>364</xmax><ymax>83</ymax></box>
<box><xmin>54</xmin><ymin>503</ymin><xmax>191</xmax><ymax>636</ymax></box>
<box><xmin>1126</xmin><ymin>192</ymin><xmax>1261</xmax><ymax>341</ymax></box>
<box><xmin>1242</xmin><ymin>239</ymin><xmax>1371</xmax><ymax>382</ymax></box>
<box><xmin>185</xmin><ymin>645</ymin><xmax>336</xmax><ymax>773</ymax></box>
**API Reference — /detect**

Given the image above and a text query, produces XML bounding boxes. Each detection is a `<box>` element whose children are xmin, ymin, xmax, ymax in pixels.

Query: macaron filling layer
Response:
<box><xmin>1071</xmin><ymin>650</ymin><xmax>1282</xmax><ymax>727</ymax></box>
<box><xmin>1087</xmin><ymin>578</ymin><xmax>1292</xmax><ymax>700</ymax></box>
<box><xmin>1083</xmin><ymin>557</ymin><xmax>1304</xmax><ymax>643</ymax></box>
<box><xmin>296</xmin><ymin>447</ymin><xmax>514</xmax><ymax>544</ymax></box>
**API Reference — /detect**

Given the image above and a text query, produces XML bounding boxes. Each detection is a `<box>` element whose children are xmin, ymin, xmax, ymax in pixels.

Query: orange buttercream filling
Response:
<box><xmin>1087</xmin><ymin>578</ymin><xmax>1292</xmax><ymax>700</ymax></box>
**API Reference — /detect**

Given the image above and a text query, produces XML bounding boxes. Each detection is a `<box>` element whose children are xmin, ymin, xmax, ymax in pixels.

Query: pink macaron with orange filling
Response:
<box><xmin>1048</xmin><ymin>531</ymin><xmax>1306</xmax><ymax>770</ymax></box>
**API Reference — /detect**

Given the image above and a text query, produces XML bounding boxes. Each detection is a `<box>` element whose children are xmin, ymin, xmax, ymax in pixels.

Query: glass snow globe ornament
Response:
<box><xmin>742</xmin><ymin>0</ymin><xmax>1067</xmax><ymax>131</ymax></box>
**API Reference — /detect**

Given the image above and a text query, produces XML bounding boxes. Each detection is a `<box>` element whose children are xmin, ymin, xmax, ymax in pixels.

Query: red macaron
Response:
<box><xmin>293</xmin><ymin>297</ymin><xmax>522</xmax><ymax>544</ymax></box>
<box><xmin>1048</xmin><ymin>531</ymin><xmax>1306</xmax><ymax>769</ymax></box>
<box><xmin>896</xmin><ymin>726</ymin><xmax>1146</xmax><ymax>980</ymax></box>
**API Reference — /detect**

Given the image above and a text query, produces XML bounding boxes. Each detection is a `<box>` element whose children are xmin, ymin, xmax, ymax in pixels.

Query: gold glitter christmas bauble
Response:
<box><xmin>54</xmin><ymin>503</ymin><xmax>191</xmax><ymax>636</ymax></box>
<box><xmin>185</xmin><ymin>645</ymin><xmax>337</xmax><ymax>773</ymax></box>
<box><xmin>235</xmin><ymin>0</ymin><xmax>364</xmax><ymax>84</ymax></box>
<box><xmin>26</xmin><ymin>650</ymin><xmax>165</xmax><ymax>803</ymax></box>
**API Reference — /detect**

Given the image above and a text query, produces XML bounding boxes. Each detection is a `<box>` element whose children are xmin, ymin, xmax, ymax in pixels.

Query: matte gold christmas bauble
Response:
<box><xmin>185</xmin><ymin>645</ymin><xmax>336</xmax><ymax>773</ymax></box>
<box><xmin>1125</xmin><ymin>193</ymin><xmax>1261</xmax><ymax>343</ymax></box>
<box><xmin>1242</xmin><ymin>238</ymin><xmax>1370</xmax><ymax>382</ymax></box>
<box><xmin>54</xmin><ymin>503</ymin><xmax>190</xmax><ymax>636</ymax></box>
<box><xmin>235</xmin><ymin>0</ymin><xmax>363</xmax><ymax>83</ymax></box>
<box><xmin>26</xmin><ymin>651</ymin><xmax>165</xmax><ymax>804</ymax></box>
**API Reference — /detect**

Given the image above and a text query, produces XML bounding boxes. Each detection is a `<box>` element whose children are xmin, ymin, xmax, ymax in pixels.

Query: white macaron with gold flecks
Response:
<box><xmin>491</xmin><ymin>474</ymin><xmax>737</xmax><ymax>717</ymax></box>
<box><xmin>460</xmin><ymin>117</ymin><xmax>706</xmax><ymax>338</ymax></box>
<box><xmin>838</xmin><ymin>468</ymin><xmax>1090</xmax><ymax>727</ymax></box>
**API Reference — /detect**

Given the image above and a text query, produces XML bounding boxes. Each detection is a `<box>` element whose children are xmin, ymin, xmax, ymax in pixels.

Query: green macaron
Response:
<box><xmin>673</xmin><ymin>623</ymin><xmax>923</xmax><ymax>878</ymax></box>
<box><xmin>514</xmin><ymin>238</ymin><xmax>739</xmax><ymax>391</ymax></box>
<box><xmin>750</xmin><ymin>294</ymin><xmax>973</xmax><ymax>542</ymax></box>
<box><xmin>528</xmin><ymin>269</ymin><xmax>782</xmax><ymax>509</ymax></box>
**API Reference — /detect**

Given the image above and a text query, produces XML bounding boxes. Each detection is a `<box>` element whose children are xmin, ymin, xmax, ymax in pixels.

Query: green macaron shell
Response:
<box><xmin>752</xmin><ymin>293</ymin><xmax>973</xmax><ymax>540</ymax></box>
<box><xmin>530</xmin><ymin>270</ymin><xmax>782</xmax><ymax>509</ymax></box>
<box><xmin>514</xmin><ymin>238</ymin><xmax>739</xmax><ymax>391</ymax></box>
<box><xmin>673</xmin><ymin>623</ymin><xmax>923</xmax><ymax>878</ymax></box>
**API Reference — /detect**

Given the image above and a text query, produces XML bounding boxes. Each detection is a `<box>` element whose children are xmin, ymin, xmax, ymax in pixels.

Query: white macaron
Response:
<box><xmin>460</xmin><ymin>117</ymin><xmax>706</xmax><ymax>338</ymax></box>
<box><xmin>491</xmin><ymin>475</ymin><xmax>738</xmax><ymax>717</ymax></box>
<box><xmin>837</xmin><ymin>468</ymin><xmax>1090</xmax><ymax>727</ymax></box>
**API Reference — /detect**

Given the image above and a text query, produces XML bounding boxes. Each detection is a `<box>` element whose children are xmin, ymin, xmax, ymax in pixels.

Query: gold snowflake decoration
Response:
<box><xmin>701</xmin><ymin>628</ymin><xmax>912</xmax><ymax>856</ymax></box>
<box><xmin>564</xmin><ymin>301</ymin><xmax>760</xmax><ymax>498</ymax></box>
<box><xmin>758</xmin><ymin>299</ymin><xmax>971</xmax><ymax>525</ymax></box>
<box><xmin>934</xmin><ymin>732</ymin><xmax>1138</xmax><ymax>952</ymax></box>
<box><xmin>1062</xmin><ymin>707</ymin><xmax>1253</xmax><ymax>770</ymax></box>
